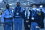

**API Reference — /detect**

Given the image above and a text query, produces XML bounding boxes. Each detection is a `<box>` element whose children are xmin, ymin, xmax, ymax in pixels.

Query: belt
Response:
<box><xmin>4</xmin><ymin>18</ymin><xmax>12</xmax><ymax>19</ymax></box>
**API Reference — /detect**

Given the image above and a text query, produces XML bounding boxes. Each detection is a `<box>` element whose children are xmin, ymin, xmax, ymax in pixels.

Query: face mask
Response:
<box><xmin>6</xmin><ymin>4</ymin><xmax>9</xmax><ymax>9</ymax></box>
<box><xmin>17</xmin><ymin>5</ymin><xmax>20</xmax><ymax>7</ymax></box>
<box><xmin>7</xmin><ymin>7</ymin><xmax>9</xmax><ymax>9</ymax></box>
<box><xmin>6</xmin><ymin>5</ymin><xmax>9</xmax><ymax>9</ymax></box>
<box><xmin>32</xmin><ymin>8</ymin><xmax>36</xmax><ymax>10</ymax></box>
<box><xmin>26</xmin><ymin>7</ymin><xmax>29</xmax><ymax>10</ymax></box>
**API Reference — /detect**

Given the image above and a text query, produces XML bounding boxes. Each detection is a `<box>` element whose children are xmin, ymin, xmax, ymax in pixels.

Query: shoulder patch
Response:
<box><xmin>3</xmin><ymin>12</ymin><xmax>4</xmax><ymax>13</ymax></box>
<box><xmin>38</xmin><ymin>13</ymin><xmax>41</xmax><ymax>15</ymax></box>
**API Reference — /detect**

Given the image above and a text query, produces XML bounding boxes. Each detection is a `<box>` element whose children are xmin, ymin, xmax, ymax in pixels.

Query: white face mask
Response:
<box><xmin>32</xmin><ymin>8</ymin><xmax>36</xmax><ymax>10</ymax></box>
<box><xmin>26</xmin><ymin>7</ymin><xmax>29</xmax><ymax>10</ymax></box>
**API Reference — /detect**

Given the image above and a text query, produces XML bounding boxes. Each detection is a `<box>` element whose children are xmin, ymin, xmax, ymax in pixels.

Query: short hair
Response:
<box><xmin>6</xmin><ymin>4</ymin><xmax>9</xmax><ymax>6</ymax></box>
<box><xmin>32</xmin><ymin>5</ymin><xmax>36</xmax><ymax>8</ymax></box>
<box><xmin>17</xmin><ymin>2</ymin><xmax>20</xmax><ymax>5</ymax></box>
<box><xmin>6</xmin><ymin>4</ymin><xmax>9</xmax><ymax>7</ymax></box>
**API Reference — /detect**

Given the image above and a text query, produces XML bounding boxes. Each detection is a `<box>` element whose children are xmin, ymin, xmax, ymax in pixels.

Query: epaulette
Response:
<box><xmin>2</xmin><ymin>9</ymin><xmax>6</xmax><ymax>13</ymax></box>
<box><xmin>2</xmin><ymin>11</ymin><xmax>4</xmax><ymax>13</ymax></box>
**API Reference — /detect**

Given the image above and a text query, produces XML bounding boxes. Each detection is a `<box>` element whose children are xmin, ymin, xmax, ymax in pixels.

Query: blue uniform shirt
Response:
<box><xmin>2</xmin><ymin>9</ymin><xmax>13</xmax><ymax>23</ymax></box>
<box><xmin>31</xmin><ymin>10</ymin><xmax>38</xmax><ymax>20</ymax></box>
<box><xmin>13</xmin><ymin>7</ymin><xmax>23</xmax><ymax>17</ymax></box>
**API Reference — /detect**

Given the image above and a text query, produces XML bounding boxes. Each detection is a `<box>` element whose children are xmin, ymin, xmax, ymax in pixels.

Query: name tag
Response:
<box><xmin>16</xmin><ymin>13</ymin><xmax>19</xmax><ymax>15</ymax></box>
<box><xmin>10</xmin><ymin>15</ymin><xmax>11</xmax><ymax>17</ymax></box>
<box><xmin>12</xmin><ymin>10</ymin><xmax>13</xmax><ymax>13</ymax></box>
<box><xmin>31</xmin><ymin>17</ymin><xmax>34</xmax><ymax>20</ymax></box>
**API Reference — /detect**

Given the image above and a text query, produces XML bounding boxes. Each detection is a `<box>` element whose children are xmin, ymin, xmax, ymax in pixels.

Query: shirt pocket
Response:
<box><xmin>5</xmin><ymin>12</ymin><xmax>9</xmax><ymax>15</ymax></box>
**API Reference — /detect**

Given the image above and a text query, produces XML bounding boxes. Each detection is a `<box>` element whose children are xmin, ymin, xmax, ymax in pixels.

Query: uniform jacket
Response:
<box><xmin>28</xmin><ymin>10</ymin><xmax>42</xmax><ymax>27</ymax></box>
<box><xmin>2</xmin><ymin>9</ymin><xmax>13</xmax><ymax>23</ymax></box>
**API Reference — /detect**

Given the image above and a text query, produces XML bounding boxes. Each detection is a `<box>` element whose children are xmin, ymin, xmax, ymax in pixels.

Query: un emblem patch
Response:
<box><xmin>3</xmin><ymin>12</ymin><xmax>4</xmax><ymax>13</ymax></box>
<box><xmin>38</xmin><ymin>13</ymin><xmax>41</xmax><ymax>15</ymax></box>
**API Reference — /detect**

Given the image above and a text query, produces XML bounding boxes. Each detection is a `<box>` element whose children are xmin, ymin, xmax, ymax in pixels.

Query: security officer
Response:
<box><xmin>28</xmin><ymin>5</ymin><xmax>41</xmax><ymax>30</ymax></box>
<box><xmin>37</xmin><ymin>11</ymin><xmax>42</xmax><ymax>28</ymax></box>
<box><xmin>23</xmin><ymin>4</ymin><xmax>30</xmax><ymax>30</ymax></box>
<box><xmin>40</xmin><ymin>9</ymin><xmax>44</xmax><ymax>28</ymax></box>
<box><xmin>13</xmin><ymin>2</ymin><xmax>23</xmax><ymax>30</ymax></box>
<box><xmin>2</xmin><ymin>4</ymin><xmax>13</xmax><ymax>30</ymax></box>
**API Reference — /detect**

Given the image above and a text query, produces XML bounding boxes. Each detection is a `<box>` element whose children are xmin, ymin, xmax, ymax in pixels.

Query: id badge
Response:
<box><xmin>16</xmin><ymin>13</ymin><xmax>19</xmax><ymax>15</ymax></box>
<box><xmin>10</xmin><ymin>15</ymin><xmax>11</xmax><ymax>17</ymax></box>
<box><xmin>31</xmin><ymin>17</ymin><xmax>34</xmax><ymax>20</ymax></box>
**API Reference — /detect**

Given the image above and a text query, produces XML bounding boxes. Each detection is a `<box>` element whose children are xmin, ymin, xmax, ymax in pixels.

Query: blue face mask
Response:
<box><xmin>26</xmin><ymin>7</ymin><xmax>29</xmax><ymax>9</ymax></box>
<box><xmin>32</xmin><ymin>8</ymin><xmax>36</xmax><ymax>10</ymax></box>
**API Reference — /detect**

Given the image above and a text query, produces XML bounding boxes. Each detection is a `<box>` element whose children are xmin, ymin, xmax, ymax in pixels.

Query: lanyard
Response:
<box><xmin>32</xmin><ymin>10</ymin><xmax>35</xmax><ymax>17</ymax></box>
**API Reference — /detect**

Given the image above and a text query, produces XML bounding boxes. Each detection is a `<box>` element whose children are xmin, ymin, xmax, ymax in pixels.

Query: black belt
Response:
<box><xmin>4</xmin><ymin>18</ymin><xmax>12</xmax><ymax>19</ymax></box>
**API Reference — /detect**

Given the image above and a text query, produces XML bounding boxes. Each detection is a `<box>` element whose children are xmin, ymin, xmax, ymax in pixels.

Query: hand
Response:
<box><xmin>36</xmin><ymin>26</ymin><xmax>40</xmax><ymax>28</ymax></box>
<box><xmin>3</xmin><ymin>24</ymin><xmax>5</xmax><ymax>27</ymax></box>
<box><xmin>26</xmin><ymin>20</ymin><xmax>29</xmax><ymax>23</ymax></box>
<box><xmin>28</xmin><ymin>25</ymin><xmax>30</xmax><ymax>28</ymax></box>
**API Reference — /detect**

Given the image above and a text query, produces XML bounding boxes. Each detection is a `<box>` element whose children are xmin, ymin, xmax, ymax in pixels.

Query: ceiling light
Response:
<box><xmin>40</xmin><ymin>5</ymin><xmax>43</xmax><ymax>8</ymax></box>
<box><xmin>0</xmin><ymin>0</ymin><xmax>3</xmax><ymax>3</ymax></box>
<box><xmin>9</xmin><ymin>4</ymin><xmax>12</xmax><ymax>5</ymax></box>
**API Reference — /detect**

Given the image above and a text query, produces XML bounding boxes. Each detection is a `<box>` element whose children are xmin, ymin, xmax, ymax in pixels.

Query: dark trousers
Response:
<box><xmin>41</xmin><ymin>23</ymin><xmax>44</xmax><ymax>28</ymax></box>
<box><xmin>41</xmin><ymin>19</ymin><xmax>44</xmax><ymax>28</ymax></box>
<box><xmin>25</xmin><ymin>24</ymin><xmax>30</xmax><ymax>30</ymax></box>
